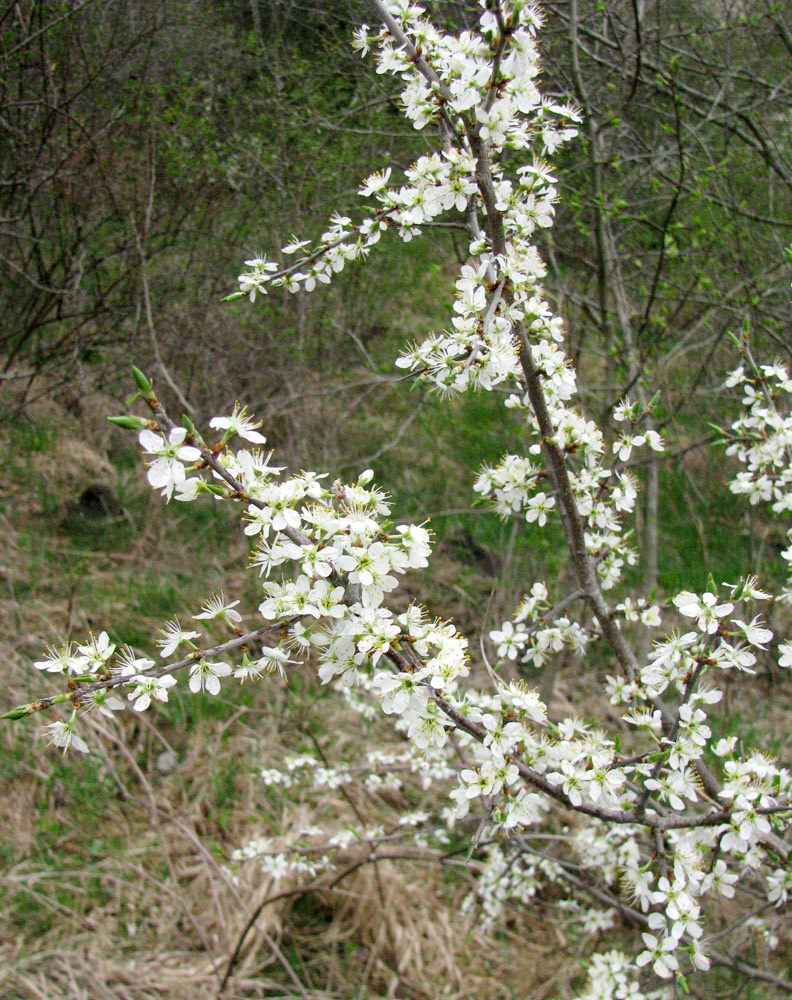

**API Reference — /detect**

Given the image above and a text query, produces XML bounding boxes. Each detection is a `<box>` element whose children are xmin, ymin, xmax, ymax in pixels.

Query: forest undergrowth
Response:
<box><xmin>2</xmin><ymin>359</ymin><xmax>791</xmax><ymax>999</ymax></box>
<box><xmin>0</xmin><ymin>377</ymin><xmax>571</xmax><ymax>1000</ymax></box>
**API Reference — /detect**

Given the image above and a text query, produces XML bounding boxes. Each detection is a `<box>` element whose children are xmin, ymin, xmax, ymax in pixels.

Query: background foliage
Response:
<box><xmin>1</xmin><ymin>1</ymin><xmax>791</xmax><ymax>996</ymax></box>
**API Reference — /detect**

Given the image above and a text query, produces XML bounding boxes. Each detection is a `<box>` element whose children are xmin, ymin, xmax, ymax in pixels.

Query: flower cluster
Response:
<box><xmin>727</xmin><ymin>360</ymin><xmax>792</xmax><ymax>602</ymax></box>
<box><xmin>16</xmin><ymin>3</ymin><xmax>792</xmax><ymax>996</ymax></box>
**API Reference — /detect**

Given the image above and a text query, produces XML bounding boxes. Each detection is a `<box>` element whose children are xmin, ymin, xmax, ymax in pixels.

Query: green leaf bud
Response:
<box><xmin>131</xmin><ymin>366</ymin><xmax>153</xmax><ymax>394</ymax></box>
<box><xmin>108</xmin><ymin>415</ymin><xmax>149</xmax><ymax>430</ymax></box>
<box><xmin>2</xmin><ymin>703</ymin><xmax>33</xmax><ymax>720</ymax></box>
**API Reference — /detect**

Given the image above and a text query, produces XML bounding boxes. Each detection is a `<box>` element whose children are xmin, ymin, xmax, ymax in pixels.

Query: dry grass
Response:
<box><xmin>0</xmin><ymin>381</ymin><xmax>570</xmax><ymax>1000</ymax></box>
<box><xmin>6</xmin><ymin>373</ymin><xmax>790</xmax><ymax>999</ymax></box>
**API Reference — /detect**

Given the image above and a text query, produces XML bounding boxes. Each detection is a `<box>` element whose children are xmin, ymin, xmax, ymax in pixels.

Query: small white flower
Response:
<box><xmin>525</xmin><ymin>491</ymin><xmax>555</xmax><ymax>526</ymax></box>
<box><xmin>127</xmin><ymin>672</ymin><xmax>177</xmax><ymax>711</ymax></box>
<box><xmin>157</xmin><ymin>619</ymin><xmax>201</xmax><ymax>658</ymax></box>
<box><xmin>673</xmin><ymin>591</ymin><xmax>734</xmax><ymax>634</ymax></box>
<box><xmin>500</xmin><ymin>682</ymin><xmax>547</xmax><ymax>725</ymax></box>
<box><xmin>210</xmin><ymin>404</ymin><xmax>267</xmax><ymax>444</ymax></box>
<box><xmin>193</xmin><ymin>593</ymin><xmax>242</xmax><ymax>625</ymax></box>
<box><xmin>189</xmin><ymin>658</ymin><xmax>232</xmax><ymax>695</ymax></box>
<box><xmin>490</xmin><ymin>620</ymin><xmax>528</xmax><ymax>660</ymax></box>
<box><xmin>732</xmin><ymin>615</ymin><xmax>773</xmax><ymax>648</ymax></box>
<box><xmin>234</xmin><ymin>646</ymin><xmax>296</xmax><ymax>681</ymax></box>
<box><xmin>238</xmin><ymin>255</ymin><xmax>278</xmax><ymax>300</ymax></box>
<box><xmin>76</xmin><ymin>631</ymin><xmax>116</xmax><ymax>674</ymax></box>
<box><xmin>139</xmin><ymin>427</ymin><xmax>201</xmax><ymax>501</ymax></box>
<box><xmin>702</xmin><ymin>860</ymin><xmax>739</xmax><ymax>898</ymax></box>
<box><xmin>636</xmin><ymin>932</ymin><xmax>679</xmax><ymax>978</ymax></box>
<box><xmin>712</xmin><ymin>736</ymin><xmax>737</xmax><ymax>756</ymax></box>
<box><xmin>33</xmin><ymin>643</ymin><xmax>83</xmax><ymax>675</ymax></box>
<box><xmin>115</xmin><ymin>646</ymin><xmax>156</xmax><ymax>677</ymax></box>
<box><xmin>359</xmin><ymin>167</ymin><xmax>392</xmax><ymax>197</ymax></box>
<box><xmin>89</xmin><ymin>689</ymin><xmax>125</xmax><ymax>718</ymax></box>
<box><xmin>44</xmin><ymin>718</ymin><xmax>89</xmax><ymax>754</ymax></box>
<box><xmin>281</xmin><ymin>236</ymin><xmax>311</xmax><ymax>255</ymax></box>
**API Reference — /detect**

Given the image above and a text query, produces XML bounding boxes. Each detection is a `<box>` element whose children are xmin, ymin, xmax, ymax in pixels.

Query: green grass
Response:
<box><xmin>3</xmin><ymin>314</ymin><xmax>792</xmax><ymax>999</ymax></box>
<box><xmin>655</xmin><ymin>464</ymin><xmax>760</xmax><ymax>593</ymax></box>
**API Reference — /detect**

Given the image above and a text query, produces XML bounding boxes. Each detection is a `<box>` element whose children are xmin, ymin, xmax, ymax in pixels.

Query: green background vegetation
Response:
<box><xmin>1</xmin><ymin>1</ymin><xmax>791</xmax><ymax>997</ymax></box>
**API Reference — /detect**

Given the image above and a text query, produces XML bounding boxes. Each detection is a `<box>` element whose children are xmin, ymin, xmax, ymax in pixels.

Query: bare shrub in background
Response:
<box><xmin>5</xmin><ymin>2</ymin><xmax>792</xmax><ymax>998</ymax></box>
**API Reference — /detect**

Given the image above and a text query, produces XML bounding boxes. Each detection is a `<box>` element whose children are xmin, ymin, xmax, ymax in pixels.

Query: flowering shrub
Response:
<box><xmin>8</xmin><ymin>1</ymin><xmax>792</xmax><ymax>995</ymax></box>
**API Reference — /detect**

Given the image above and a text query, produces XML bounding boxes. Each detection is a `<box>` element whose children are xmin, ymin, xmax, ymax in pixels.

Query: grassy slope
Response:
<box><xmin>3</xmin><ymin>349</ymin><xmax>792</xmax><ymax>998</ymax></box>
<box><xmin>0</xmin><ymin>381</ymin><xmax>577</xmax><ymax>999</ymax></box>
